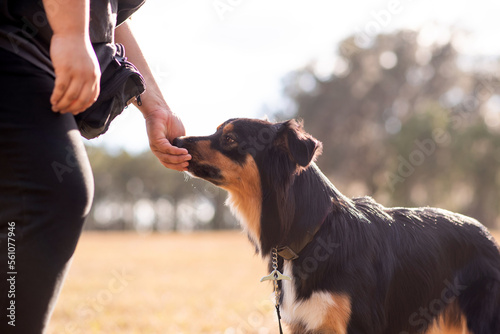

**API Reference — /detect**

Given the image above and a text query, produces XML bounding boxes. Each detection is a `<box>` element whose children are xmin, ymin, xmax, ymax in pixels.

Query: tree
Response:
<box><xmin>279</xmin><ymin>29</ymin><xmax>500</xmax><ymax>228</ymax></box>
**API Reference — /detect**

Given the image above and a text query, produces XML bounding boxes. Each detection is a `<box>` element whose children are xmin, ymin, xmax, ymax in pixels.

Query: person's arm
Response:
<box><xmin>114</xmin><ymin>21</ymin><xmax>190</xmax><ymax>171</ymax></box>
<box><xmin>43</xmin><ymin>0</ymin><xmax>100</xmax><ymax>115</ymax></box>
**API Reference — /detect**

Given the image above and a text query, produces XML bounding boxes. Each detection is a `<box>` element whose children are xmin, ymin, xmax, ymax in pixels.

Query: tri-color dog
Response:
<box><xmin>173</xmin><ymin>118</ymin><xmax>500</xmax><ymax>334</ymax></box>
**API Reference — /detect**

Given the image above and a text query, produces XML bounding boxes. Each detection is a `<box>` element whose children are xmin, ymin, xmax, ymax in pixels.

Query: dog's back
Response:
<box><xmin>360</xmin><ymin>197</ymin><xmax>500</xmax><ymax>333</ymax></box>
<box><xmin>279</xmin><ymin>167</ymin><xmax>500</xmax><ymax>334</ymax></box>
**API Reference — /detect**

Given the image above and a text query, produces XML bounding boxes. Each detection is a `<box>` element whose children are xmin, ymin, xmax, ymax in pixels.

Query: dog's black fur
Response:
<box><xmin>174</xmin><ymin>118</ymin><xmax>500</xmax><ymax>334</ymax></box>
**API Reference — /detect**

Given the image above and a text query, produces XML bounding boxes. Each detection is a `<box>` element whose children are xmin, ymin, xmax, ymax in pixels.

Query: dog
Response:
<box><xmin>173</xmin><ymin>118</ymin><xmax>500</xmax><ymax>334</ymax></box>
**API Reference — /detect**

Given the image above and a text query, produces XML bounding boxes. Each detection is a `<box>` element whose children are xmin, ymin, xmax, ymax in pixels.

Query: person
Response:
<box><xmin>0</xmin><ymin>0</ymin><xmax>191</xmax><ymax>332</ymax></box>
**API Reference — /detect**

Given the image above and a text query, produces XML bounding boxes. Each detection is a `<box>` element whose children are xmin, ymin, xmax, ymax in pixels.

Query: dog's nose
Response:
<box><xmin>172</xmin><ymin>137</ymin><xmax>184</xmax><ymax>148</ymax></box>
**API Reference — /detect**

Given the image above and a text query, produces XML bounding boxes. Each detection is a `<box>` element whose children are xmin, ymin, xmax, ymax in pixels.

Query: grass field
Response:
<box><xmin>47</xmin><ymin>230</ymin><xmax>500</xmax><ymax>334</ymax></box>
<box><xmin>47</xmin><ymin>231</ymin><xmax>277</xmax><ymax>334</ymax></box>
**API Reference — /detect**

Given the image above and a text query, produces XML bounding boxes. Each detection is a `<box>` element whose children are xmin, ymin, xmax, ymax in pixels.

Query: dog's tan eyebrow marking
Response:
<box><xmin>217</xmin><ymin>121</ymin><xmax>230</xmax><ymax>132</ymax></box>
<box><xmin>222</xmin><ymin>123</ymin><xmax>234</xmax><ymax>135</ymax></box>
<box><xmin>217</xmin><ymin>120</ymin><xmax>235</xmax><ymax>133</ymax></box>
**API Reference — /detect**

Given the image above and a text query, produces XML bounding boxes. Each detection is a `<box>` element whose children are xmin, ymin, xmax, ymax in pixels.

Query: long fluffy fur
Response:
<box><xmin>176</xmin><ymin>118</ymin><xmax>500</xmax><ymax>334</ymax></box>
<box><xmin>258</xmin><ymin>121</ymin><xmax>500</xmax><ymax>333</ymax></box>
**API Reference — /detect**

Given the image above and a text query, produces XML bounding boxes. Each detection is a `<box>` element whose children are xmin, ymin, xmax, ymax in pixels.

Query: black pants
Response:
<box><xmin>0</xmin><ymin>49</ymin><xmax>93</xmax><ymax>333</ymax></box>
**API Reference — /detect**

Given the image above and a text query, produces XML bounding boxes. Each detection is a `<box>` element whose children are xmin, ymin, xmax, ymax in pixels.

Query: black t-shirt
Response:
<box><xmin>0</xmin><ymin>0</ymin><xmax>145</xmax><ymax>76</ymax></box>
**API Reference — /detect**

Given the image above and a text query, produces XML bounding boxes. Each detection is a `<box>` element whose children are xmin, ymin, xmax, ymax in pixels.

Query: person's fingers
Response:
<box><xmin>155</xmin><ymin>142</ymin><xmax>190</xmax><ymax>157</ymax></box>
<box><xmin>66</xmin><ymin>78</ymin><xmax>100</xmax><ymax>114</ymax></box>
<box><xmin>50</xmin><ymin>74</ymin><xmax>70</xmax><ymax>111</ymax></box>
<box><xmin>151</xmin><ymin>145</ymin><xmax>191</xmax><ymax>163</ymax></box>
<box><xmin>52</xmin><ymin>76</ymin><xmax>84</xmax><ymax>113</ymax></box>
<box><xmin>154</xmin><ymin>151</ymin><xmax>191</xmax><ymax>165</ymax></box>
<box><xmin>158</xmin><ymin>160</ymin><xmax>189</xmax><ymax>172</ymax></box>
<box><xmin>153</xmin><ymin>152</ymin><xmax>189</xmax><ymax>171</ymax></box>
<box><xmin>150</xmin><ymin>138</ymin><xmax>191</xmax><ymax>171</ymax></box>
<box><xmin>49</xmin><ymin>34</ymin><xmax>101</xmax><ymax>114</ymax></box>
<box><xmin>143</xmin><ymin>110</ymin><xmax>190</xmax><ymax>171</ymax></box>
<box><xmin>150</xmin><ymin>136</ymin><xmax>190</xmax><ymax>155</ymax></box>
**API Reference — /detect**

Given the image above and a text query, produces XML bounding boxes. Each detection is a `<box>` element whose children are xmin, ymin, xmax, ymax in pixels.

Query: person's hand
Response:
<box><xmin>113</xmin><ymin>21</ymin><xmax>190</xmax><ymax>171</ymax></box>
<box><xmin>49</xmin><ymin>33</ymin><xmax>100</xmax><ymax>115</ymax></box>
<box><xmin>144</xmin><ymin>109</ymin><xmax>191</xmax><ymax>171</ymax></box>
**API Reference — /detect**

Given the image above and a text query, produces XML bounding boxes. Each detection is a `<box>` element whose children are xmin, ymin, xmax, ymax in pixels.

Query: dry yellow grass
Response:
<box><xmin>48</xmin><ymin>231</ymin><xmax>500</xmax><ymax>334</ymax></box>
<box><xmin>47</xmin><ymin>231</ymin><xmax>277</xmax><ymax>334</ymax></box>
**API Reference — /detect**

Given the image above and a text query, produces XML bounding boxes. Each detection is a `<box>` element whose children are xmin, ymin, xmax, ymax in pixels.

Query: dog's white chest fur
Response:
<box><xmin>280</xmin><ymin>261</ymin><xmax>336</xmax><ymax>331</ymax></box>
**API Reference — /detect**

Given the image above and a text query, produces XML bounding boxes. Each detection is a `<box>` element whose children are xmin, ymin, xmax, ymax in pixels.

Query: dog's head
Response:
<box><xmin>173</xmin><ymin>118</ymin><xmax>322</xmax><ymax>251</ymax></box>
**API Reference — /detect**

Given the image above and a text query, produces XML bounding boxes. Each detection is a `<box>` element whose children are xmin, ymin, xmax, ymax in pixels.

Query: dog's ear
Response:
<box><xmin>259</xmin><ymin>119</ymin><xmax>322</xmax><ymax>253</ymax></box>
<box><xmin>275</xmin><ymin>119</ymin><xmax>322</xmax><ymax>168</ymax></box>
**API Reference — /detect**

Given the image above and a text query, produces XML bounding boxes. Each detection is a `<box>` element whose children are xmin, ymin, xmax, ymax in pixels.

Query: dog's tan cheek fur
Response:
<box><xmin>216</xmin><ymin>154</ymin><xmax>262</xmax><ymax>246</ymax></box>
<box><xmin>193</xmin><ymin>140</ymin><xmax>212</xmax><ymax>160</ymax></box>
<box><xmin>188</xmin><ymin>139</ymin><xmax>261</xmax><ymax>244</ymax></box>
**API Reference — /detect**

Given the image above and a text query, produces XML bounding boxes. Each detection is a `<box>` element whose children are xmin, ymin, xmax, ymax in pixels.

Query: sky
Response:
<box><xmin>86</xmin><ymin>0</ymin><xmax>500</xmax><ymax>154</ymax></box>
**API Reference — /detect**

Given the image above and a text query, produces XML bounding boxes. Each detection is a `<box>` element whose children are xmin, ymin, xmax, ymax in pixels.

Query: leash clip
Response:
<box><xmin>259</xmin><ymin>247</ymin><xmax>288</xmax><ymax>334</ymax></box>
<box><xmin>260</xmin><ymin>269</ymin><xmax>291</xmax><ymax>282</ymax></box>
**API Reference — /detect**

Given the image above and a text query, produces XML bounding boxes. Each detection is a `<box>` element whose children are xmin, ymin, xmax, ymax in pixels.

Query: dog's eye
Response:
<box><xmin>224</xmin><ymin>135</ymin><xmax>236</xmax><ymax>145</ymax></box>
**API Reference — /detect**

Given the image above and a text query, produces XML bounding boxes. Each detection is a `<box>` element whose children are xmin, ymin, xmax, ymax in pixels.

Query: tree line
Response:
<box><xmin>85</xmin><ymin>28</ymin><xmax>500</xmax><ymax>231</ymax></box>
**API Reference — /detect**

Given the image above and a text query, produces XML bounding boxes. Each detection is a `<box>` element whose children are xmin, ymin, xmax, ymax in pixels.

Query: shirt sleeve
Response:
<box><xmin>117</xmin><ymin>0</ymin><xmax>146</xmax><ymax>26</ymax></box>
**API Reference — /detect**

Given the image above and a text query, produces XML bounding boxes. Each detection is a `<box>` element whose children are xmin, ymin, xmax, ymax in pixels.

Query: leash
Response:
<box><xmin>276</xmin><ymin>304</ymin><xmax>283</xmax><ymax>334</ymax></box>
<box><xmin>260</xmin><ymin>248</ymin><xmax>291</xmax><ymax>334</ymax></box>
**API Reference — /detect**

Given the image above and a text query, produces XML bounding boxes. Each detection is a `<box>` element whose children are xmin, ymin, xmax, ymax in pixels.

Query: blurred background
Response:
<box><xmin>49</xmin><ymin>1</ymin><xmax>500</xmax><ymax>333</ymax></box>
<box><xmin>84</xmin><ymin>0</ymin><xmax>500</xmax><ymax>232</ymax></box>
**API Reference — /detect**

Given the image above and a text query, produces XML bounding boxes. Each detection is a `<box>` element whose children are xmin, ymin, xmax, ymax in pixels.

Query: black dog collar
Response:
<box><xmin>277</xmin><ymin>219</ymin><xmax>326</xmax><ymax>260</ymax></box>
